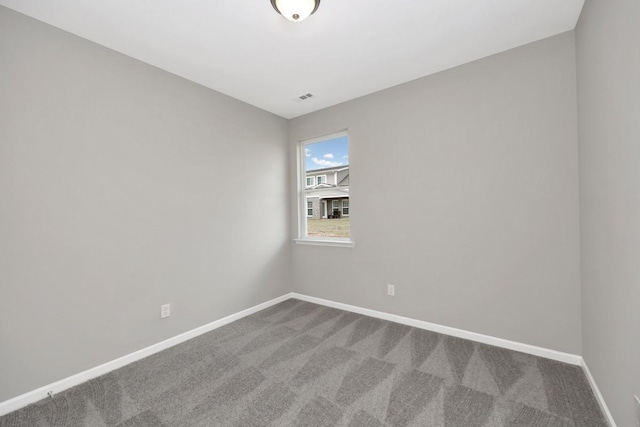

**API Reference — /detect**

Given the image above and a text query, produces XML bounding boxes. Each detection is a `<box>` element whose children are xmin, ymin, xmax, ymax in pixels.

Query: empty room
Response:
<box><xmin>0</xmin><ymin>0</ymin><xmax>637</xmax><ymax>426</ymax></box>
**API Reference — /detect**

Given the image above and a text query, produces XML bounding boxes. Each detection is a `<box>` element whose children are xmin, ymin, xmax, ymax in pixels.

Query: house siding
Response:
<box><xmin>305</xmin><ymin>166</ymin><xmax>349</xmax><ymax>220</ymax></box>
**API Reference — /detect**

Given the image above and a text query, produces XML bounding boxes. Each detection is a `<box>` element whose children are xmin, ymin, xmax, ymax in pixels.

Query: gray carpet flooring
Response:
<box><xmin>0</xmin><ymin>299</ymin><xmax>607</xmax><ymax>426</ymax></box>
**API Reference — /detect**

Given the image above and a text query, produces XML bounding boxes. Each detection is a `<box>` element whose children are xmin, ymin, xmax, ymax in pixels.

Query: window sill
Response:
<box><xmin>294</xmin><ymin>239</ymin><xmax>355</xmax><ymax>248</ymax></box>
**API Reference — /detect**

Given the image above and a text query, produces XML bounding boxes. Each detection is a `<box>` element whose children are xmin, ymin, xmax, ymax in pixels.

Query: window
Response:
<box><xmin>298</xmin><ymin>131</ymin><xmax>352</xmax><ymax>246</ymax></box>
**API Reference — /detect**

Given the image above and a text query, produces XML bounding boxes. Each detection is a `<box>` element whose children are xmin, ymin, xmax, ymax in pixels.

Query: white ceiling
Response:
<box><xmin>0</xmin><ymin>0</ymin><xmax>584</xmax><ymax>119</ymax></box>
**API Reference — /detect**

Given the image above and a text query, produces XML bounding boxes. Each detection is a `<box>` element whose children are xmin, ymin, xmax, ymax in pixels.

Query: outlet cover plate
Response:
<box><xmin>160</xmin><ymin>304</ymin><xmax>171</xmax><ymax>319</ymax></box>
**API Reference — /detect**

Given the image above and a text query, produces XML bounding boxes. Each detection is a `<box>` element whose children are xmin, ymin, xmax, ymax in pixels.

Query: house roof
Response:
<box><xmin>306</xmin><ymin>187</ymin><xmax>349</xmax><ymax>200</ymax></box>
<box><xmin>0</xmin><ymin>1</ymin><xmax>584</xmax><ymax>119</ymax></box>
<box><xmin>307</xmin><ymin>166</ymin><xmax>349</xmax><ymax>174</ymax></box>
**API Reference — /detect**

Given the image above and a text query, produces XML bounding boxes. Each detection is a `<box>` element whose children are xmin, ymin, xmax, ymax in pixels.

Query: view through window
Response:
<box><xmin>302</xmin><ymin>133</ymin><xmax>349</xmax><ymax>239</ymax></box>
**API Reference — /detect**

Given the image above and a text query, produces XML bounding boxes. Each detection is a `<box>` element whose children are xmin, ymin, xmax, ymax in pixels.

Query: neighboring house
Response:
<box><xmin>305</xmin><ymin>166</ymin><xmax>349</xmax><ymax>219</ymax></box>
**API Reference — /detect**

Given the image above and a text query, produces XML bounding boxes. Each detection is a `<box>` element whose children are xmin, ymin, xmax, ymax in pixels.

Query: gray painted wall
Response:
<box><xmin>6</xmin><ymin>4</ymin><xmax>627</xmax><ymax>416</ymax></box>
<box><xmin>576</xmin><ymin>0</ymin><xmax>640</xmax><ymax>425</ymax></box>
<box><xmin>289</xmin><ymin>32</ymin><xmax>582</xmax><ymax>355</ymax></box>
<box><xmin>0</xmin><ymin>7</ymin><xmax>290</xmax><ymax>402</ymax></box>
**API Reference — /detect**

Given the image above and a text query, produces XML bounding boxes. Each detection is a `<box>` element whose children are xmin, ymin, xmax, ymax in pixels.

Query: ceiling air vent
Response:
<box><xmin>298</xmin><ymin>93</ymin><xmax>313</xmax><ymax>101</ymax></box>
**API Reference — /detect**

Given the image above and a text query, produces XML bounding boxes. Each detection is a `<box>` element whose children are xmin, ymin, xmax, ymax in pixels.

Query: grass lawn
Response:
<box><xmin>307</xmin><ymin>218</ymin><xmax>350</xmax><ymax>238</ymax></box>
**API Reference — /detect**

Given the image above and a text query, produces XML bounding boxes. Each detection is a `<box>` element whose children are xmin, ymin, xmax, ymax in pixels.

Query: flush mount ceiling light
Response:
<box><xmin>270</xmin><ymin>0</ymin><xmax>321</xmax><ymax>22</ymax></box>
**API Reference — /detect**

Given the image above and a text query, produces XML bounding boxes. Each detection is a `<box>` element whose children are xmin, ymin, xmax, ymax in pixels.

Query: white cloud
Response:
<box><xmin>323</xmin><ymin>153</ymin><xmax>334</xmax><ymax>159</ymax></box>
<box><xmin>305</xmin><ymin>148</ymin><xmax>311</xmax><ymax>157</ymax></box>
<box><xmin>312</xmin><ymin>157</ymin><xmax>343</xmax><ymax>168</ymax></box>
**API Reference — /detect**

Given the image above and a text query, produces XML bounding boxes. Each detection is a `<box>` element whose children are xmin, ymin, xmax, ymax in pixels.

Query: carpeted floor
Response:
<box><xmin>0</xmin><ymin>299</ymin><xmax>607</xmax><ymax>426</ymax></box>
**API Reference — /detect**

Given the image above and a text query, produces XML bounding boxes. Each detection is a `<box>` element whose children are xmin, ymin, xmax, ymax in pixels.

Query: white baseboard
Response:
<box><xmin>291</xmin><ymin>293</ymin><xmax>617</xmax><ymax>425</ymax></box>
<box><xmin>581</xmin><ymin>359</ymin><xmax>617</xmax><ymax>426</ymax></box>
<box><xmin>0</xmin><ymin>293</ymin><xmax>293</xmax><ymax>417</ymax></box>
<box><xmin>3</xmin><ymin>291</ymin><xmax>610</xmax><ymax>422</ymax></box>
<box><xmin>291</xmin><ymin>293</ymin><xmax>583</xmax><ymax>366</ymax></box>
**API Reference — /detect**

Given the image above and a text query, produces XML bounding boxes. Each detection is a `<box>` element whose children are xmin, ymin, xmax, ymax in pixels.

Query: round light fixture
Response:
<box><xmin>270</xmin><ymin>0</ymin><xmax>320</xmax><ymax>22</ymax></box>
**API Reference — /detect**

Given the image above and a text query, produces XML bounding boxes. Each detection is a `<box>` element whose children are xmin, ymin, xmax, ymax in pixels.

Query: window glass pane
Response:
<box><xmin>302</xmin><ymin>134</ymin><xmax>349</xmax><ymax>239</ymax></box>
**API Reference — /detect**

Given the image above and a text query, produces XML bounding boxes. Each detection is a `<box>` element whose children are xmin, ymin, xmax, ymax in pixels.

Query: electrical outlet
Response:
<box><xmin>387</xmin><ymin>284</ymin><xmax>395</xmax><ymax>296</ymax></box>
<box><xmin>160</xmin><ymin>303</ymin><xmax>171</xmax><ymax>319</ymax></box>
<box><xmin>635</xmin><ymin>395</ymin><xmax>640</xmax><ymax>426</ymax></box>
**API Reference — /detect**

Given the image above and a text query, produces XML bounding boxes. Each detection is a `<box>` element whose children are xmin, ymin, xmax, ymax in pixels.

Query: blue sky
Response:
<box><xmin>305</xmin><ymin>135</ymin><xmax>349</xmax><ymax>171</ymax></box>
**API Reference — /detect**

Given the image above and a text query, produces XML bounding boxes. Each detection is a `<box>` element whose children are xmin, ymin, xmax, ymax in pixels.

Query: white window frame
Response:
<box><xmin>316</xmin><ymin>175</ymin><xmax>327</xmax><ymax>185</ymax></box>
<box><xmin>307</xmin><ymin>200</ymin><xmax>313</xmax><ymax>217</ymax></box>
<box><xmin>306</xmin><ymin>176</ymin><xmax>315</xmax><ymax>187</ymax></box>
<box><xmin>296</xmin><ymin>130</ymin><xmax>354</xmax><ymax>248</ymax></box>
<box><xmin>342</xmin><ymin>199</ymin><xmax>349</xmax><ymax>216</ymax></box>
